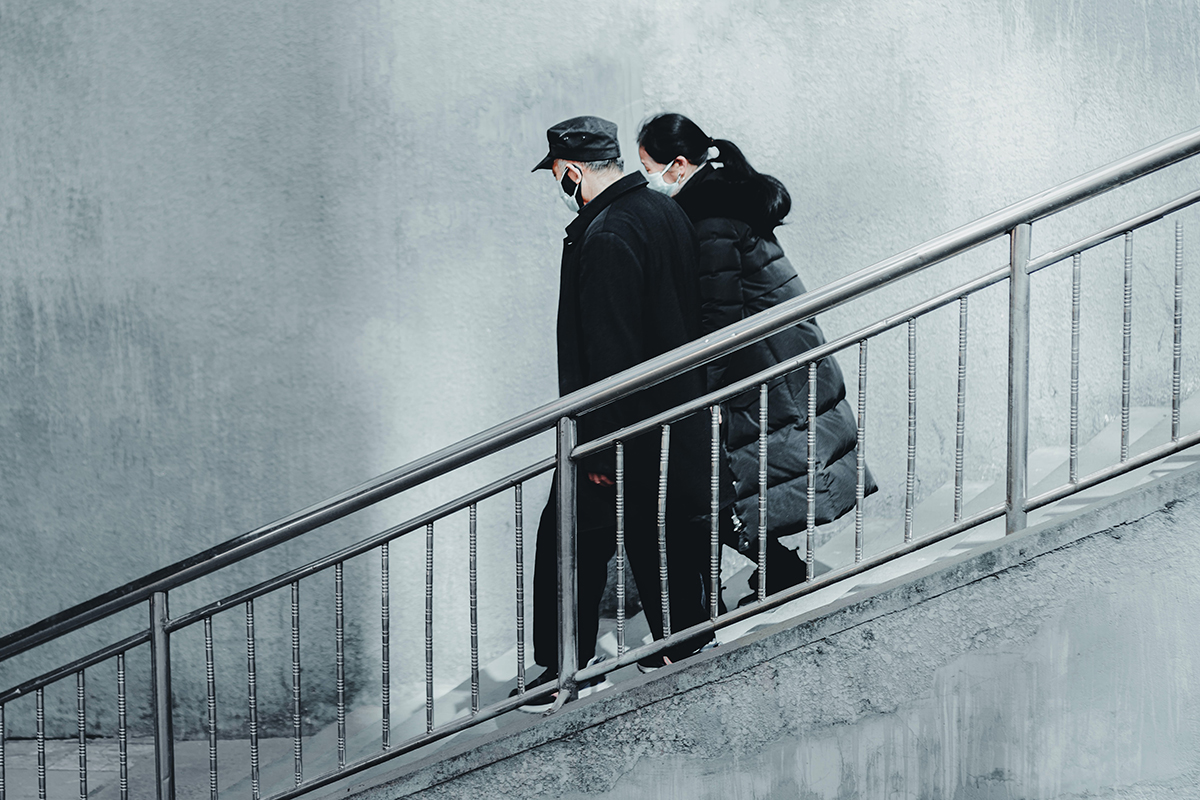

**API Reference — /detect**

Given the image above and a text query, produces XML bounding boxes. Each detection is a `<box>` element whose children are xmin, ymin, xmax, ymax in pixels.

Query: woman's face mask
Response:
<box><xmin>645</xmin><ymin>157</ymin><xmax>684</xmax><ymax>196</ymax></box>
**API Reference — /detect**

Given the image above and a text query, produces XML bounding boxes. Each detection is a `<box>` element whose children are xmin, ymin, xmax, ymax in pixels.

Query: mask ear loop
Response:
<box><xmin>665</xmin><ymin>157</ymin><xmax>693</xmax><ymax>193</ymax></box>
<box><xmin>559</xmin><ymin>164</ymin><xmax>584</xmax><ymax>211</ymax></box>
<box><xmin>561</xmin><ymin>164</ymin><xmax>581</xmax><ymax>197</ymax></box>
<box><xmin>668</xmin><ymin>157</ymin><xmax>684</xmax><ymax>186</ymax></box>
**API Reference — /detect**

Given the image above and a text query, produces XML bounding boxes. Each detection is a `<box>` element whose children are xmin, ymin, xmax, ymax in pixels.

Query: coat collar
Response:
<box><xmin>564</xmin><ymin>171</ymin><xmax>648</xmax><ymax>242</ymax></box>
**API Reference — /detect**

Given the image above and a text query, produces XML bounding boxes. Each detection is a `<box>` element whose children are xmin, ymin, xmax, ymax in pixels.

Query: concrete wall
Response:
<box><xmin>2</xmin><ymin>0</ymin><xmax>1200</xmax><ymax>737</ymax></box>
<box><xmin>346</xmin><ymin>462</ymin><xmax>1200</xmax><ymax>800</ymax></box>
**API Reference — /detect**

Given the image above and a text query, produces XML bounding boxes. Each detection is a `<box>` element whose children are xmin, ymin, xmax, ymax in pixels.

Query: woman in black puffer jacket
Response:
<box><xmin>637</xmin><ymin>113</ymin><xmax>877</xmax><ymax>599</ymax></box>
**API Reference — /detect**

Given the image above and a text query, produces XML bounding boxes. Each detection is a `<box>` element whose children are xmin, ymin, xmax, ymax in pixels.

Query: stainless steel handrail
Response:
<box><xmin>572</xmin><ymin>265</ymin><xmax>1011</xmax><ymax>460</ymax></box>
<box><xmin>166</xmin><ymin>457</ymin><xmax>555</xmax><ymax>634</ymax></box>
<box><xmin>0</xmin><ymin>631</ymin><xmax>151</xmax><ymax>706</ymax></box>
<box><xmin>3</xmin><ymin>124</ymin><xmax>1199</xmax><ymax>664</ymax></box>
<box><xmin>571</xmin><ymin>182</ymin><xmax>1200</xmax><ymax>457</ymax></box>
<box><xmin>1028</xmin><ymin>188</ymin><xmax>1200</xmax><ymax>273</ymax></box>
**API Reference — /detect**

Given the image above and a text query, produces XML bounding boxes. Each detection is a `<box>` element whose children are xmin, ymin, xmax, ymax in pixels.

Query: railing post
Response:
<box><xmin>149</xmin><ymin>591</ymin><xmax>176</xmax><ymax>800</ymax></box>
<box><xmin>1006</xmin><ymin>223</ymin><xmax>1032</xmax><ymax>535</ymax></box>
<box><xmin>553</xmin><ymin>416</ymin><xmax>579</xmax><ymax>709</ymax></box>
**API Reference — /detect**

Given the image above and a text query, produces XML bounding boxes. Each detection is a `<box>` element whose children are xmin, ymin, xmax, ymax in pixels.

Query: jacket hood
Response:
<box><xmin>674</xmin><ymin>164</ymin><xmax>782</xmax><ymax>236</ymax></box>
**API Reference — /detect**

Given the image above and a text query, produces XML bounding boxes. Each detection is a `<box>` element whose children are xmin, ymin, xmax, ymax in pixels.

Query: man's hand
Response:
<box><xmin>587</xmin><ymin>472</ymin><xmax>615</xmax><ymax>487</ymax></box>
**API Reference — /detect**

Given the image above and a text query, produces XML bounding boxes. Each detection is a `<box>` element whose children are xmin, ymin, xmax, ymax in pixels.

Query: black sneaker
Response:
<box><xmin>509</xmin><ymin>658</ymin><xmax>613</xmax><ymax>712</ymax></box>
<box><xmin>636</xmin><ymin>639</ymin><xmax>718</xmax><ymax>674</ymax></box>
<box><xmin>636</xmin><ymin>655</ymin><xmax>668</xmax><ymax>674</ymax></box>
<box><xmin>509</xmin><ymin>666</ymin><xmax>558</xmax><ymax>712</ymax></box>
<box><xmin>576</xmin><ymin>656</ymin><xmax>613</xmax><ymax>699</ymax></box>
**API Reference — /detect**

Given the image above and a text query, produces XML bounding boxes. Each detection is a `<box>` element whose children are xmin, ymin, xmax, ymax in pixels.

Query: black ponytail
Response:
<box><xmin>709</xmin><ymin>137</ymin><xmax>791</xmax><ymax>228</ymax></box>
<box><xmin>637</xmin><ymin>113</ymin><xmax>791</xmax><ymax>230</ymax></box>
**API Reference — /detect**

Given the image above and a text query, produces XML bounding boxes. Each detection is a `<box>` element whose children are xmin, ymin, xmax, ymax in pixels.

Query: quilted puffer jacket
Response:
<box><xmin>673</xmin><ymin>164</ymin><xmax>877</xmax><ymax>549</ymax></box>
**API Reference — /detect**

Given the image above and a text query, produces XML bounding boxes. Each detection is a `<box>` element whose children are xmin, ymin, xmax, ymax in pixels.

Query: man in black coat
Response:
<box><xmin>525</xmin><ymin>117</ymin><xmax>714</xmax><ymax>698</ymax></box>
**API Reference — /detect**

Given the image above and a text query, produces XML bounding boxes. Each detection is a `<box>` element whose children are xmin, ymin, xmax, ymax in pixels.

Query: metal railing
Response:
<box><xmin>2</xmin><ymin>126</ymin><xmax>1199</xmax><ymax>799</ymax></box>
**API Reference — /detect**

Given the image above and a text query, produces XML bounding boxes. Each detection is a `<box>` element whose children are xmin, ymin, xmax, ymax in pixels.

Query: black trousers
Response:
<box><xmin>532</xmin><ymin>476</ymin><xmax>714</xmax><ymax>669</ymax></box>
<box><xmin>696</xmin><ymin>506</ymin><xmax>809</xmax><ymax>614</ymax></box>
<box><xmin>726</xmin><ymin>519</ymin><xmax>809</xmax><ymax>597</ymax></box>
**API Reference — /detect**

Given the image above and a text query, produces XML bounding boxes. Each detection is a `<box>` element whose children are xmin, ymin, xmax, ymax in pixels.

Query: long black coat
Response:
<box><xmin>557</xmin><ymin>172</ymin><xmax>710</xmax><ymax>521</ymax></box>
<box><xmin>673</xmin><ymin>165</ymin><xmax>877</xmax><ymax>549</ymax></box>
<box><xmin>534</xmin><ymin>172</ymin><xmax>715</xmax><ymax>667</ymax></box>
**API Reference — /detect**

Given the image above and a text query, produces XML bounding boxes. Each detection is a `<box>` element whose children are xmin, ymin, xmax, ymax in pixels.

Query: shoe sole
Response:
<box><xmin>637</xmin><ymin>640</ymin><xmax>720</xmax><ymax>673</ymax></box>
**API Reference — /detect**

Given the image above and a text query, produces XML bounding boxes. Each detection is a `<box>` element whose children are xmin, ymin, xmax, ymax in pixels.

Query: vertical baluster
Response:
<box><xmin>76</xmin><ymin>671</ymin><xmax>87</xmax><ymax>796</ymax></box>
<box><xmin>469</xmin><ymin>504</ymin><xmax>480</xmax><ymax>716</ymax></box>
<box><xmin>117</xmin><ymin>652</ymin><xmax>128</xmax><ymax>800</ymax></box>
<box><xmin>381</xmin><ymin>543</ymin><xmax>391</xmax><ymax>749</ymax></box>
<box><xmin>425</xmin><ymin>522</ymin><xmax>435</xmax><ymax>733</ymax></box>
<box><xmin>246</xmin><ymin>600</ymin><xmax>260</xmax><ymax>800</ymax></box>
<box><xmin>203</xmin><ymin>619</ymin><xmax>217</xmax><ymax>800</ymax></box>
<box><xmin>1070</xmin><ymin>253</ymin><xmax>1082</xmax><ymax>483</ymax></box>
<box><xmin>905</xmin><ymin>319</ymin><xmax>917</xmax><ymax>543</ymax></box>
<box><xmin>554</xmin><ymin>417</ymin><xmax>579</xmax><ymax>706</ymax></box>
<box><xmin>77</xmin><ymin>670</ymin><xmax>87</xmax><ymax>800</ymax></box>
<box><xmin>757</xmin><ymin>383</ymin><xmax>769</xmax><ymax>601</ymax></box>
<box><xmin>657</xmin><ymin>424</ymin><xmax>673</xmax><ymax>637</ymax></box>
<box><xmin>1007</xmin><ymin>223</ymin><xmax>1032</xmax><ymax>535</ymax></box>
<box><xmin>514</xmin><ymin>484</ymin><xmax>526</xmax><ymax>692</ymax></box>
<box><xmin>149</xmin><ymin>592</ymin><xmax>175</xmax><ymax>800</ymax></box>
<box><xmin>709</xmin><ymin>406</ymin><xmax>721</xmax><ymax>618</ymax></box>
<box><xmin>1121</xmin><ymin>231</ymin><xmax>1133</xmax><ymax>461</ymax></box>
<box><xmin>36</xmin><ymin>688</ymin><xmax>45</xmax><ymax>800</ymax></box>
<box><xmin>856</xmin><ymin>340</ymin><xmax>867</xmax><ymax>565</ymax></box>
<box><xmin>335</xmin><ymin>562</ymin><xmax>346</xmax><ymax>769</ymax></box>
<box><xmin>954</xmin><ymin>297</ymin><xmax>969</xmax><ymax>522</ymax></box>
<box><xmin>1</xmin><ymin>703</ymin><xmax>5</xmax><ymax>800</ymax></box>
<box><xmin>1174</xmin><ymin>220</ymin><xmax>1184</xmax><ymax>442</ymax></box>
<box><xmin>615</xmin><ymin>443</ymin><xmax>626</xmax><ymax>654</ymax></box>
<box><xmin>291</xmin><ymin>582</ymin><xmax>302</xmax><ymax>785</ymax></box>
<box><xmin>806</xmin><ymin>362</ymin><xmax>817</xmax><ymax>579</ymax></box>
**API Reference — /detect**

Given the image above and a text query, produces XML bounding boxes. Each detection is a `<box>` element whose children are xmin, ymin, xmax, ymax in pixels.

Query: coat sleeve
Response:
<box><xmin>696</xmin><ymin>221</ymin><xmax>746</xmax><ymax>390</ymax></box>
<box><xmin>575</xmin><ymin>230</ymin><xmax>645</xmax><ymax>475</ymax></box>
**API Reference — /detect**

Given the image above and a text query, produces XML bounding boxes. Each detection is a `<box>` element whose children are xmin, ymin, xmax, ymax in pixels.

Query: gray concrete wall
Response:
<box><xmin>2</xmin><ymin>0</ymin><xmax>1200</xmax><ymax>737</ymax></box>
<box><xmin>343</xmin><ymin>462</ymin><xmax>1200</xmax><ymax>800</ymax></box>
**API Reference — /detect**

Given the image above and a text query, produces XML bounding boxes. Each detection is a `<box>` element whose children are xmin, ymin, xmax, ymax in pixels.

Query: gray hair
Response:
<box><xmin>574</xmin><ymin>157</ymin><xmax>625</xmax><ymax>174</ymax></box>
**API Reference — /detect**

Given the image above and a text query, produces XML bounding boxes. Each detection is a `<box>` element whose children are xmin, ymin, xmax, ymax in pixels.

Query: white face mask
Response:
<box><xmin>645</xmin><ymin>158</ymin><xmax>683</xmax><ymax>196</ymax></box>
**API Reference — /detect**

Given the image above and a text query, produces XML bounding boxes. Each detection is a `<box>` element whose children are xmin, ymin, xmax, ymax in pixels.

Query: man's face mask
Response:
<box><xmin>558</xmin><ymin>165</ymin><xmax>582</xmax><ymax>212</ymax></box>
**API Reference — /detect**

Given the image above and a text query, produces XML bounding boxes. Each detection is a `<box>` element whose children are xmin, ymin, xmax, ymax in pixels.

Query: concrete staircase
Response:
<box><xmin>270</xmin><ymin>397</ymin><xmax>1200</xmax><ymax>798</ymax></box>
<box><xmin>313</xmin><ymin>439</ymin><xmax>1200</xmax><ymax>799</ymax></box>
<box><xmin>13</xmin><ymin>397</ymin><xmax>1200</xmax><ymax>799</ymax></box>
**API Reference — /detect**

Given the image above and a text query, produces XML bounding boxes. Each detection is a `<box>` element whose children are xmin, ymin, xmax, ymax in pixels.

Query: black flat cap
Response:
<box><xmin>531</xmin><ymin>116</ymin><xmax>621</xmax><ymax>172</ymax></box>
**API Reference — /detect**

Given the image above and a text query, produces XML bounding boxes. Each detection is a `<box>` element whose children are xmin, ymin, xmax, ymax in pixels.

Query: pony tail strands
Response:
<box><xmin>711</xmin><ymin>138</ymin><xmax>791</xmax><ymax>230</ymax></box>
<box><xmin>709</xmin><ymin>138</ymin><xmax>751</xmax><ymax>180</ymax></box>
